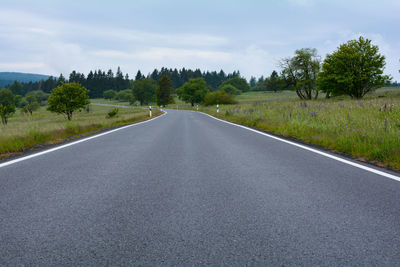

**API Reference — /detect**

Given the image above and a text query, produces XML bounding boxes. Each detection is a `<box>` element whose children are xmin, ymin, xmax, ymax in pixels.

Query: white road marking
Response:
<box><xmin>0</xmin><ymin>111</ymin><xmax>167</xmax><ymax>168</ymax></box>
<box><xmin>200</xmin><ymin>111</ymin><xmax>400</xmax><ymax>182</ymax></box>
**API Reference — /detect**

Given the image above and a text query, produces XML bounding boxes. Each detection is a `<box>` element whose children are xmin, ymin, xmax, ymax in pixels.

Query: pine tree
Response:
<box><xmin>157</xmin><ymin>75</ymin><xmax>174</xmax><ymax>106</ymax></box>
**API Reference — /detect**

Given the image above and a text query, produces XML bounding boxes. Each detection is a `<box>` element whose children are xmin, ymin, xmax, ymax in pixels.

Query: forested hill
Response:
<box><xmin>0</xmin><ymin>72</ymin><xmax>50</xmax><ymax>86</ymax></box>
<box><xmin>3</xmin><ymin>67</ymin><xmax>243</xmax><ymax>98</ymax></box>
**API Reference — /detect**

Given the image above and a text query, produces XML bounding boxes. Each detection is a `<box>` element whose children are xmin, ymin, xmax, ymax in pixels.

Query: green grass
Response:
<box><xmin>0</xmin><ymin>103</ymin><xmax>162</xmax><ymax>158</ymax></box>
<box><xmin>197</xmin><ymin>87</ymin><xmax>400</xmax><ymax>170</ymax></box>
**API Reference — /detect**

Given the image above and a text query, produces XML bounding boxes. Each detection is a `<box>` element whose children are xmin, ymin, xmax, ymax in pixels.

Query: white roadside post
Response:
<box><xmin>217</xmin><ymin>104</ymin><xmax>219</xmax><ymax>113</ymax></box>
<box><xmin>197</xmin><ymin>105</ymin><xmax>199</xmax><ymax>111</ymax></box>
<box><xmin>149</xmin><ymin>105</ymin><xmax>152</xmax><ymax>117</ymax></box>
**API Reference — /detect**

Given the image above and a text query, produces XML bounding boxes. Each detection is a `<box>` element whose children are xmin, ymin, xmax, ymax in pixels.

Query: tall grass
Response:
<box><xmin>199</xmin><ymin>88</ymin><xmax>400</xmax><ymax>170</ymax></box>
<box><xmin>0</xmin><ymin>104</ymin><xmax>161</xmax><ymax>157</ymax></box>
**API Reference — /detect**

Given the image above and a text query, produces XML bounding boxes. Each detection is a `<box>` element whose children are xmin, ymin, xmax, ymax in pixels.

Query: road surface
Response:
<box><xmin>0</xmin><ymin>109</ymin><xmax>399</xmax><ymax>265</ymax></box>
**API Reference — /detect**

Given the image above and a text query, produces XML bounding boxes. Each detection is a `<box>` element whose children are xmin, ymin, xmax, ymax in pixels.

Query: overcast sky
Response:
<box><xmin>0</xmin><ymin>0</ymin><xmax>399</xmax><ymax>81</ymax></box>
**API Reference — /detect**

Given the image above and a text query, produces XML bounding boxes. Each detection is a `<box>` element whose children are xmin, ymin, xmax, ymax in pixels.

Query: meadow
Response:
<box><xmin>0</xmin><ymin>104</ymin><xmax>161</xmax><ymax>158</ymax></box>
<box><xmin>190</xmin><ymin>88</ymin><xmax>400</xmax><ymax>170</ymax></box>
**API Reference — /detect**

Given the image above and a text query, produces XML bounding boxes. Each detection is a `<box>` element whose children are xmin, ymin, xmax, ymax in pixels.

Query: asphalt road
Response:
<box><xmin>1</xmin><ymin>109</ymin><xmax>399</xmax><ymax>265</ymax></box>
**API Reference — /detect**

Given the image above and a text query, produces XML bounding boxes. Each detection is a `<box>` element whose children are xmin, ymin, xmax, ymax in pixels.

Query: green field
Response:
<box><xmin>0</xmin><ymin>103</ymin><xmax>161</xmax><ymax>158</ymax></box>
<box><xmin>192</xmin><ymin>88</ymin><xmax>400</xmax><ymax>170</ymax></box>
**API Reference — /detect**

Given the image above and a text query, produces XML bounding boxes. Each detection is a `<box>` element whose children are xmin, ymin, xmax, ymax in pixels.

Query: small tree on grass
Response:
<box><xmin>47</xmin><ymin>82</ymin><xmax>90</xmax><ymax>120</ymax></box>
<box><xmin>103</xmin><ymin>89</ymin><xmax>117</xmax><ymax>100</ymax></box>
<box><xmin>0</xmin><ymin>89</ymin><xmax>16</xmax><ymax>125</ymax></box>
<box><xmin>21</xmin><ymin>95</ymin><xmax>40</xmax><ymax>115</ymax></box>
<box><xmin>317</xmin><ymin>36</ymin><xmax>391</xmax><ymax>98</ymax></box>
<box><xmin>176</xmin><ymin>78</ymin><xmax>209</xmax><ymax>106</ymax></box>
<box><xmin>280</xmin><ymin>48</ymin><xmax>320</xmax><ymax>100</ymax></box>
<box><xmin>157</xmin><ymin>75</ymin><xmax>174</xmax><ymax>106</ymax></box>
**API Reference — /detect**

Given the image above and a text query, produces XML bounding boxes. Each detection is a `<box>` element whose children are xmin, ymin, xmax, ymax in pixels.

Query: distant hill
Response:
<box><xmin>0</xmin><ymin>72</ymin><xmax>51</xmax><ymax>87</ymax></box>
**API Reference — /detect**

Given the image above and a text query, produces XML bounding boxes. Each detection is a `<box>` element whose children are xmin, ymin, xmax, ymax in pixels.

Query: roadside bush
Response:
<box><xmin>103</xmin><ymin>89</ymin><xmax>117</xmax><ymax>100</ymax></box>
<box><xmin>107</xmin><ymin>108</ymin><xmax>119</xmax><ymax>118</ymax></box>
<box><xmin>219</xmin><ymin>84</ymin><xmax>241</xmax><ymax>95</ymax></box>
<box><xmin>204</xmin><ymin>90</ymin><xmax>236</xmax><ymax>106</ymax></box>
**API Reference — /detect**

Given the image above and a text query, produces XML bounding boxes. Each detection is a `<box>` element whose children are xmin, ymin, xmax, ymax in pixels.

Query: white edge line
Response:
<box><xmin>198</xmin><ymin>111</ymin><xmax>400</xmax><ymax>183</ymax></box>
<box><xmin>0</xmin><ymin>111</ymin><xmax>167</xmax><ymax>168</ymax></box>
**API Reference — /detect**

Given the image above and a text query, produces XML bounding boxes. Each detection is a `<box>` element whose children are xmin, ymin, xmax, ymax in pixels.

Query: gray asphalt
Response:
<box><xmin>0</xmin><ymin>109</ymin><xmax>400</xmax><ymax>265</ymax></box>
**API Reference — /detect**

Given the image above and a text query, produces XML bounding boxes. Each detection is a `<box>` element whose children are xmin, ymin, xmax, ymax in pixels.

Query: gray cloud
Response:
<box><xmin>0</xmin><ymin>1</ymin><xmax>398</xmax><ymax>81</ymax></box>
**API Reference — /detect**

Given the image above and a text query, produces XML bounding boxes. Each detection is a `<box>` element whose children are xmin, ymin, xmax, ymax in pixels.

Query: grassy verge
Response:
<box><xmin>0</xmin><ymin>104</ymin><xmax>162</xmax><ymax>159</ymax></box>
<box><xmin>195</xmin><ymin>88</ymin><xmax>400</xmax><ymax>170</ymax></box>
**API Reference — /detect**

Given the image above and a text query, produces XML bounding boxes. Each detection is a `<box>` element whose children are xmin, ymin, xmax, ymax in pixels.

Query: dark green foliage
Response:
<box><xmin>317</xmin><ymin>36</ymin><xmax>391</xmax><ymax>99</ymax></box>
<box><xmin>0</xmin><ymin>88</ymin><xmax>16</xmax><ymax>124</ymax></box>
<box><xmin>132</xmin><ymin>78</ymin><xmax>157</xmax><ymax>105</ymax></box>
<box><xmin>135</xmin><ymin>70</ymin><xmax>145</xmax><ymax>81</ymax></box>
<box><xmin>47</xmin><ymin>83</ymin><xmax>90</xmax><ymax>120</ymax></box>
<box><xmin>115</xmin><ymin>89</ymin><xmax>134</xmax><ymax>103</ymax></box>
<box><xmin>176</xmin><ymin>78</ymin><xmax>210</xmax><ymax>106</ymax></box>
<box><xmin>107</xmin><ymin>108</ymin><xmax>119</xmax><ymax>118</ymax></box>
<box><xmin>249</xmin><ymin>76</ymin><xmax>257</xmax><ymax>88</ymax></box>
<box><xmin>21</xmin><ymin>95</ymin><xmax>40</xmax><ymax>115</ymax></box>
<box><xmin>220</xmin><ymin>77</ymin><xmax>250</xmax><ymax>92</ymax></box>
<box><xmin>265</xmin><ymin>71</ymin><xmax>284</xmax><ymax>92</ymax></box>
<box><xmin>219</xmin><ymin>84</ymin><xmax>241</xmax><ymax>95</ymax></box>
<box><xmin>9</xmin><ymin>81</ymin><xmax>23</xmax><ymax>95</ymax></box>
<box><xmin>14</xmin><ymin>95</ymin><xmax>22</xmax><ymax>107</ymax></box>
<box><xmin>280</xmin><ymin>48</ymin><xmax>320</xmax><ymax>99</ymax></box>
<box><xmin>157</xmin><ymin>75</ymin><xmax>174</xmax><ymax>106</ymax></box>
<box><xmin>26</xmin><ymin>90</ymin><xmax>49</xmax><ymax>105</ymax></box>
<box><xmin>103</xmin><ymin>89</ymin><xmax>117</xmax><ymax>100</ymax></box>
<box><xmin>204</xmin><ymin>91</ymin><xmax>236</xmax><ymax>106</ymax></box>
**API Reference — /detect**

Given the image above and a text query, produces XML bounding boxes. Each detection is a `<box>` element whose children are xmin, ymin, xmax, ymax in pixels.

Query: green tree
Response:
<box><xmin>132</xmin><ymin>78</ymin><xmax>157</xmax><ymax>105</ymax></box>
<box><xmin>47</xmin><ymin>82</ymin><xmax>90</xmax><ymax>120</ymax></box>
<box><xmin>157</xmin><ymin>75</ymin><xmax>174</xmax><ymax>106</ymax></box>
<box><xmin>218</xmin><ymin>84</ymin><xmax>241</xmax><ymax>95</ymax></box>
<box><xmin>0</xmin><ymin>89</ymin><xmax>16</xmax><ymax>125</ymax></box>
<box><xmin>204</xmin><ymin>90</ymin><xmax>236</xmax><ymax>106</ymax></box>
<box><xmin>219</xmin><ymin>77</ymin><xmax>250</xmax><ymax>92</ymax></box>
<box><xmin>115</xmin><ymin>89</ymin><xmax>134</xmax><ymax>102</ymax></box>
<box><xmin>26</xmin><ymin>90</ymin><xmax>49</xmax><ymax>105</ymax></box>
<box><xmin>9</xmin><ymin>81</ymin><xmax>23</xmax><ymax>95</ymax></box>
<box><xmin>176</xmin><ymin>78</ymin><xmax>209</xmax><ymax>106</ymax></box>
<box><xmin>280</xmin><ymin>48</ymin><xmax>320</xmax><ymax>99</ymax></box>
<box><xmin>103</xmin><ymin>89</ymin><xmax>117</xmax><ymax>100</ymax></box>
<box><xmin>21</xmin><ymin>95</ymin><xmax>40</xmax><ymax>115</ymax></box>
<box><xmin>317</xmin><ymin>36</ymin><xmax>391</xmax><ymax>98</ymax></box>
<box><xmin>265</xmin><ymin>71</ymin><xmax>283</xmax><ymax>92</ymax></box>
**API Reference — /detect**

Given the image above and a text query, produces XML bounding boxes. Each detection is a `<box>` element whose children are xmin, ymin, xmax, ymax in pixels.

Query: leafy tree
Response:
<box><xmin>176</xmin><ymin>78</ymin><xmax>209</xmax><ymax>106</ymax></box>
<box><xmin>9</xmin><ymin>81</ymin><xmax>23</xmax><ymax>95</ymax></box>
<box><xmin>132</xmin><ymin>78</ymin><xmax>157</xmax><ymax>105</ymax></box>
<box><xmin>0</xmin><ymin>89</ymin><xmax>16</xmax><ymax>125</ymax></box>
<box><xmin>103</xmin><ymin>89</ymin><xmax>117</xmax><ymax>100</ymax></box>
<box><xmin>219</xmin><ymin>77</ymin><xmax>250</xmax><ymax>92</ymax></box>
<box><xmin>265</xmin><ymin>71</ymin><xmax>283</xmax><ymax>92</ymax></box>
<box><xmin>204</xmin><ymin>90</ymin><xmax>236</xmax><ymax>106</ymax></box>
<box><xmin>26</xmin><ymin>90</ymin><xmax>49</xmax><ymax>105</ymax></box>
<box><xmin>218</xmin><ymin>84</ymin><xmax>241</xmax><ymax>95</ymax></box>
<box><xmin>14</xmin><ymin>95</ymin><xmax>23</xmax><ymax>107</ymax></box>
<box><xmin>57</xmin><ymin>74</ymin><xmax>66</xmax><ymax>85</ymax></box>
<box><xmin>280</xmin><ymin>48</ymin><xmax>320</xmax><ymax>100</ymax></box>
<box><xmin>21</xmin><ymin>95</ymin><xmax>40</xmax><ymax>115</ymax></box>
<box><xmin>115</xmin><ymin>89</ymin><xmax>134</xmax><ymax>102</ymax></box>
<box><xmin>47</xmin><ymin>82</ymin><xmax>90</xmax><ymax>120</ymax></box>
<box><xmin>135</xmin><ymin>70</ymin><xmax>145</xmax><ymax>81</ymax></box>
<box><xmin>317</xmin><ymin>36</ymin><xmax>391</xmax><ymax>98</ymax></box>
<box><xmin>157</xmin><ymin>75</ymin><xmax>174</xmax><ymax>106</ymax></box>
<box><xmin>249</xmin><ymin>76</ymin><xmax>257</xmax><ymax>88</ymax></box>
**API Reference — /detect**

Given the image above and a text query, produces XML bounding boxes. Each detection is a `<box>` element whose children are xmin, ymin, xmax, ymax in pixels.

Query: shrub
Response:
<box><xmin>204</xmin><ymin>90</ymin><xmax>236</xmax><ymax>106</ymax></box>
<box><xmin>107</xmin><ymin>108</ymin><xmax>119</xmax><ymax>118</ymax></box>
